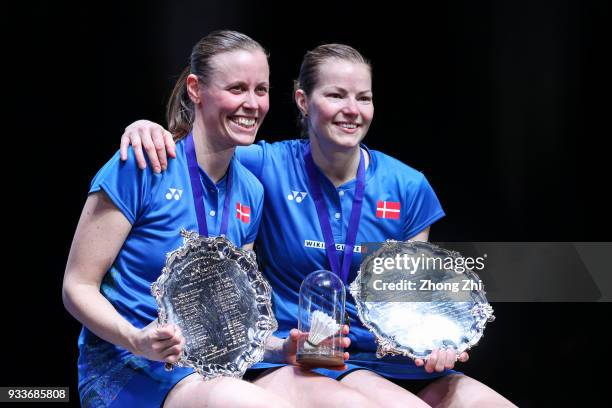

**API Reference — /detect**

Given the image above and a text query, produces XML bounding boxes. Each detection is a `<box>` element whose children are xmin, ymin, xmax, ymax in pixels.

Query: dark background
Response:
<box><xmin>7</xmin><ymin>0</ymin><xmax>610</xmax><ymax>406</ymax></box>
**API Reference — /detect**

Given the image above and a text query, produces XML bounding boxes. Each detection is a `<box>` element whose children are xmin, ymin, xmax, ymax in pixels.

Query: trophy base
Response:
<box><xmin>296</xmin><ymin>353</ymin><xmax>344</xmax><ymax>368</ymax></box>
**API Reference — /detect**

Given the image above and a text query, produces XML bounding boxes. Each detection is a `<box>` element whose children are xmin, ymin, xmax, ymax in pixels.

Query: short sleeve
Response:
<box><xmin>245</xmin><ymin>191</ymin><xmax>263</xmax><ymax>244</ymax></box>
<box><xmin>89</xmin><ymin>149</ymin><xmax>153</xmax><ymax>225</ymax></box>
<box><xmin>402</xmin><ymin>173</ymin><xmax>445</xmax><ymax>239</ymax></box>
<box><xmin>235</xmin><ymin>142</ymin><xmax>265</xmax><ymax>180</ymax></box>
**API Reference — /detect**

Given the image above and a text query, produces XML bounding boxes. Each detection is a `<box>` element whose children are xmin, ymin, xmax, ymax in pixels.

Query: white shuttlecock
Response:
<box><xmin>305</xmin><ymin>310</ymin><xmax>340</xmax><ymax>349</ymax></box>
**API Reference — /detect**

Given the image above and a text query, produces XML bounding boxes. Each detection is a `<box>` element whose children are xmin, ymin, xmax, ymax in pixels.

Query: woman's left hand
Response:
<box><xmin>414</xmin><ymin>348</ymin><xmax>469</xmax><ymax>373</ymax></box>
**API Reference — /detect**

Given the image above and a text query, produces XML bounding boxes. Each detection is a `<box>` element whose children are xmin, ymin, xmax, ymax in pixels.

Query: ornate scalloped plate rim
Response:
<box><xmin>151</xmin><ymin>230</ymin><xmax>277</xmax><ymax>379</ymax></box>
<box><xmin>349</xmin><ymin>240</ymin><xmax>495</xmax><ymax>360</ymax></box>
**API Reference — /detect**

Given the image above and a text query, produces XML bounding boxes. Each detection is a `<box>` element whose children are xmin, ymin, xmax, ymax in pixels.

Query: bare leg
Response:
<box><xmin>253</xmin><ymin>365</ymin><xmax>381</xmax><ymax>408</ymax></box>
<box><xmin>340</xmin><ymin>369</ymin><xmax>431</xmax><ymax>408</ymax></box>
<box><xmin>419</xmin><ymin>374</ymin><xmax>516</xmax><ymax>408</ymax></box>
<box><xmin>164</xmin><ymin>373</ymin><xmax>293</xmax><ymax>408</ymax></box>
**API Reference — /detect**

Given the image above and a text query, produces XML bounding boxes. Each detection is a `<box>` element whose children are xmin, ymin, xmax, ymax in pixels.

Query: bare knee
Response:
<box><xmin>341</xmin><ymin>369</ymin><xmax>430</xmax><ymax>408</ymax></box>
<box><xmin>379</xmin><ymin>393</ymin><xmax>430</xmax><ymax>408</ymax></box>
<box><xmin>205</xmin><ymin>378</ymin><xmax>268</xmax><ymax>407</ymax></box>
<box><xmin>419</xmin><ymin>374</ymin><xmax>516</xmax><ymax>408</ymax></box>
<box><xmin>325</xmin><ymin>386</ymin><xmax>382</xmax><ymax>408</ymax></box>
<box><xmin>255</xmin><ymin>366</ymin><xmax>380</xmax><ymax>408</ymax></box>
<box><xmin>165</xmin><ymin>375</ymin><xmax>292</xmax><ymax>408</ymax></box>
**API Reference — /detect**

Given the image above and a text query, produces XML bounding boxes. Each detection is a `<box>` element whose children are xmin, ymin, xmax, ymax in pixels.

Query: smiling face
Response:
<box><xmin>298</xmin><ymin>58</ymin><xmax>373</xmax><ymax>151</ymax></box>
<box><xmin>193</xmin><ymin>48</ymin><xmax>270</xmax><ymax>148</ymax></box>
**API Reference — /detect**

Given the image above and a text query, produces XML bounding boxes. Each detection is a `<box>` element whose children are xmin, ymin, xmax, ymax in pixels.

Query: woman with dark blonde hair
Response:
<box><xmin>63</xmin><ymin>30</ymin><xmax>299</xmax><ymax>408</ymax></box>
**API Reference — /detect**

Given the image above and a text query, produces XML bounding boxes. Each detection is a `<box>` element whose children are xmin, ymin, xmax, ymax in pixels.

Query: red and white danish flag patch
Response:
<box><xmin>236</xmin><ymin>202</ymin><xmax>251</xmax><ymax>223</ymax></box>
<box><xmin>376</xmin><ymin>200</ymin><xmax>401</xmax><ymax>219</ymax></box>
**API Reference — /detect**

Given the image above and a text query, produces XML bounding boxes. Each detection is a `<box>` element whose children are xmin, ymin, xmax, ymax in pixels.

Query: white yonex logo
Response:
<box><xmin>287</xmin><ymin>191</ymin><xmax>308</xmax><ymax>203</ymax></box>
<box><xmin>165</xmin><ymin>188</ymin><xmax>183</xmax><ymax>201</ymax></box>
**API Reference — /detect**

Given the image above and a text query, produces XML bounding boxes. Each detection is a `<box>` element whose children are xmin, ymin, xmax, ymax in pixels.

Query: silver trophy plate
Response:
<box><xmin>349</xmin><ymin>240</ymin><xmax>495</xmax><ymax>360</ymax></box>
<box><xmin>151</xmin><ymin>231</ymin><xmax>277</xmax><ymax>379</ymax></box>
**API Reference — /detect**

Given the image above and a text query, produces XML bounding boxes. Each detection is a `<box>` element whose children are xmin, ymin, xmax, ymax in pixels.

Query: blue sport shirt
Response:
<box><xmin>77</xmin><ymin>137</ymin><xmax>263</xmax><ymax>407</ymax></box>
<box><xmin>237</xmin><ymin>139</ymin><xmax>450</xmax><ymax>380</ymax></box>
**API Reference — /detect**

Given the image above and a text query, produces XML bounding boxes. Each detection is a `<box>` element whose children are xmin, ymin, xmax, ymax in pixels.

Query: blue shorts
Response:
<box><xmin>79</xmin><ymin>348</ymin><xmax>194</xmax><ymax>408</ymax></box>
<box><xmin>249</xmin><ymin>352</ymin><xmax>457</xmax><ymax>381</ymax></box>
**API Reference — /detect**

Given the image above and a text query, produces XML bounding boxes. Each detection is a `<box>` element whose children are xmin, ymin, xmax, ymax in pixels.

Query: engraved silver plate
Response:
<box><xmin>151</xmin><ymin>231</ymin><xmax>277</xmax><ymax>379</ymax></box>
<box><xmin>349</xmin><ymin>241</ymin><xmax>495</xmax><ymax>360</ymax></box>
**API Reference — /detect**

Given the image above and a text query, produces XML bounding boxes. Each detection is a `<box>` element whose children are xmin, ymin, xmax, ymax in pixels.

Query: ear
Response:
<box><xmin>186</xmin><ymin>74</ymin><xmax>201</xmax><ymax>104</ymax></box>
<box><xmin>294</xmin><ymin>89</ymin><xmax>308</xmax><ymax>117</ymax></box>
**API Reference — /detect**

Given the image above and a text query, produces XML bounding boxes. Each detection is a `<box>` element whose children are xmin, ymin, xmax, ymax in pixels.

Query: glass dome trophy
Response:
<box><xmin>296</xmin><ymin>270</ymin><xmax>346</xmax><ymax>368</ymax></box>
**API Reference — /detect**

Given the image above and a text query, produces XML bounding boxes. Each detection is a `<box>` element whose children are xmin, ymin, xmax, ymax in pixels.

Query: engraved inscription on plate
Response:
<box><xmin>350</xmin><ymin>240</ymin><xmax>495</xmax><ymax>360</ymax></box>
<box><xmin>152</xmin><ymin>232</ymin><xmax>277</xmax><ymax>379</ymax></box>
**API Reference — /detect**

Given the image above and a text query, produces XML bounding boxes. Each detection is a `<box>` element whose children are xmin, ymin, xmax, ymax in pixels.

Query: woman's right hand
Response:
<box><xmin>120</xmin><ymin>120</ymin><xmax>176</xmax><ymax>173</ymax></box>
<box><xmin>129</xmin><ymin>321</ymin><xmax>185</xmax><ymax>364</ymax></box>
<box><xmin>282</xmin><ymin>326</ymin><xmax>351</xmax><ymax>371</ymax></box>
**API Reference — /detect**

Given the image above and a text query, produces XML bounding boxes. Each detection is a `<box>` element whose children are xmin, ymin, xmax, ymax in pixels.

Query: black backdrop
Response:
<box><xmin>7</xmin><ymin>0</ymin><xmax>611</xmax><ymax>406</ymax></box>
